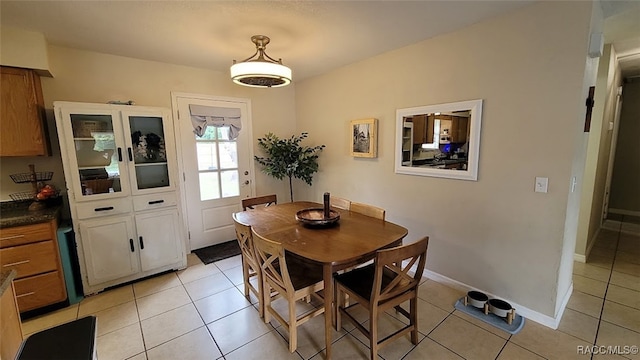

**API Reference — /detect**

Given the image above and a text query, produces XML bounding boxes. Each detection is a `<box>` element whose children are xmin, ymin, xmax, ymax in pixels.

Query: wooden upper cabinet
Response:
<box><xmin>426</xmin><ymin>115</ymin><xmax>435</xmax><ymax>144</ymax></box>
<box><xmin>0</xmin><ymin>66</ymin><xmax>50</xmax><ymax>156</ymax></box>
<box><xmin>412</xmin><ymin>114</ymin><xmax>427</xmax><ymax>145</ymax></box>
<box><xmin>451</xmin><ymin>116</ymin><xmax>469</xmax><ymax>143</ymax></box>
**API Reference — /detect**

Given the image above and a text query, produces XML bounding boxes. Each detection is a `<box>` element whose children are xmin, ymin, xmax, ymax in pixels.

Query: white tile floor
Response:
<box><xmin>21</xmin><ymin>226</ymin><xmax>640</xmax><ymax>359</ymax></box>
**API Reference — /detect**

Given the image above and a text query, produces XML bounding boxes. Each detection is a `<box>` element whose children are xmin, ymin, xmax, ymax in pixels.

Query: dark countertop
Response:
<box><xmin>0</xmin><ymin>200</ymin><xmax>61</xmax><ymax>228</ymax></box>
<box><xmin>0</xmin><ymin>269</ymin><xmax>17</xmax><ymax>297</ymax></box>
<box><xmin>412</xmin><ymin>158</ymin><xmax>467</xmax><ymax>167</ymax></box>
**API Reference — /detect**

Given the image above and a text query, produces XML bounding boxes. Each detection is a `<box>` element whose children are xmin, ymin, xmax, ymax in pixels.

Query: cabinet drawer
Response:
<box><xmin>0</xmin><ymin>221</ymin><xmax>53</xmax><ymax>248</ymax></box>
<box><xmin>133</xmin><ymin>192</ymin><xmax>177</xmax><ymax>212</ymax></box>
<box><xmin>1</xmin><ymin>240</ymin><xmax>58</xmax><ymax>278</ymax></box>
<box><xmin>75</xmin><ymin>198</ymin><xmax>132</xmax><ymax>220</ymax></box>
<box><xmin>14</xmin><ymin>271</ymin><xmax>66</xmax><ymax>312</ymax></box>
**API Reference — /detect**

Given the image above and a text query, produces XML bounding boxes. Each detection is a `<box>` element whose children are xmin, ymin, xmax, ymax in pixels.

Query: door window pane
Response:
<box><xmin>221</xmin><ymin>170</ymin><xmax>239</xmax><ymax>197</ymax></box>
<box><xmin>199</xmin><ymin>172</ymin><xmax>220</xmax><ymax>201</ymax></box>
<box><xmin>197</xmin><ymin>126</ymin><xmax>217</xmax><ymax>141</ymax></box>
<box><xmin>219</xmin><ymin>142</ymin><xmax>238</xmax><ymax>170</ymax></box>
<box><xmin>196</xmin><ymin>143</ymin><xmax>218</xmax><ymax>171</ymax></box>
<box><xmin>217</xmin><ymin>127</ymin><xmax>230</xmax><ymax>140</ymax></box>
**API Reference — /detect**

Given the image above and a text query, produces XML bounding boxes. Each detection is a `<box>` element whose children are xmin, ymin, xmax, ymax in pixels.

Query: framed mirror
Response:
<box><xmin>395</xmin><ymin>99</ymin><xmax>483</xmax><ymax>181</ymax></box>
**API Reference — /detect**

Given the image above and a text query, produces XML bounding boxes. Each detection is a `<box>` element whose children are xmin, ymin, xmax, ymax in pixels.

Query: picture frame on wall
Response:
<box><xmin>350</xmin><ymin>118</ymin><xmax>378</xmax><ymax>158</ymax></box>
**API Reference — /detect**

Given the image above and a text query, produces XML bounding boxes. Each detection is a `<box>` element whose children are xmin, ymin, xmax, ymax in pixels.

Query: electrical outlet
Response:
<box><xmin>535</xmin><ymin>177</ymin><xmax>548</xmax><ymax>193</ymax></box>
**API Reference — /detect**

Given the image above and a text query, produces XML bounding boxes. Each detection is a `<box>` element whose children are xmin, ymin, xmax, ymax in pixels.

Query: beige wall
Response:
<box><xmin>294</xmin><ymin>1</ymin><xmax>593</xmax><ymax>319</ymax></box>
<box><xmin>610</xmin><ymin>80</ymin><xmax>640</xmax><ymax>213</ymax></box>
<box><xmin>0</xmin><ymin>45</ymin><xmax>296</xmax><ymax>215</ymax></box>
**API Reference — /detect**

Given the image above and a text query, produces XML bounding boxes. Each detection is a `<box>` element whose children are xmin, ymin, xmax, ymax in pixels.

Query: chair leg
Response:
<box><xmin>288</xmin><ymin>297</ymin><xmax>297</xmax><ymax>352</ymax></box>
<box><xmin>410</xmin><ymin>297</ymin><xmax>418</xmax><ymax>344</ymax></box>
<box><xmin>335</xmin><ymin>286</ymin><xmax>342</xmax><ymax>330</ymax></box>
<box><xmin>257</xmin><ymin>271</ymin><xmax>264</xmax><ymax>318</ymax></box>
<box><xmin>263</xmin><ymin>280</ymin><xmax>271</xmax><ymax>323</ymax></box>
<box><xmin>370</xmin><ymin>308</ymin><xmax>379</xmax><ymax>360</ymax></box>
<box><xmin>241</xmin><ymin>261</ymin><xmax>250</xmax><ymax>297</ymax></box>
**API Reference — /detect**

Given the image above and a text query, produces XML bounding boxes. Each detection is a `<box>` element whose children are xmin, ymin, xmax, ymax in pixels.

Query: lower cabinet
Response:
<box><xmin>0</xmin><ymin>220</ymin><xmax>67</xmax><ymax>312</ymax></box>
<box><xmin>78</xmin><ymin>208</ymin><xmax>183</xmax><ymax>291</ymax></box>
<box><xmin>136</xmin><ymin>209</ymin><xmax>182</xmax><ymax>272</ymax></box>
<box><xmin>79</xmin><ymin>216</ymin><xmax>139</xmax><ymax>286</ymax></box>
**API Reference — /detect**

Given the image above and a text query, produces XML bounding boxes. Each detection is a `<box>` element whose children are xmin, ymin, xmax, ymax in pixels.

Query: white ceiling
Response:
<box><xmin>1</xmin><ymin>0</ymin><xmax>639</xmax><ymax>81</ymax></box>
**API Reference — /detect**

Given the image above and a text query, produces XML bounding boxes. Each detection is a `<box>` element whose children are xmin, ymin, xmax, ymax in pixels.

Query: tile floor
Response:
<box><xmin>21</xmin><ymin>226</ymin><xmax>639</xmax><ymax>360</ymax></box>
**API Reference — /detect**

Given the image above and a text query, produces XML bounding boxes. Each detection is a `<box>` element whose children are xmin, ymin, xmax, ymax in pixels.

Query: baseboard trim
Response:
<box><xmin>422</xmin><ymin>269</ymin><xmax>568</xmax><ymax>329</ymax></box>
<box><xmin>603</xmin><ymin>219</ymin><xmax>640</xmax><ymax>236</ymax></box>
<box><xmin>575</xmin><ymin>227</ymin><xmax>601</xmax><ymax>263</ymax></box>
<box><xmin>608</xmin><ymin>208</ymin><xmax>640</xmax><ymax>217</ymax></box>
<box><xmin>555</xmin><ymin>282</ymin><xmax>573</xmax><ymax>327</ymax></box>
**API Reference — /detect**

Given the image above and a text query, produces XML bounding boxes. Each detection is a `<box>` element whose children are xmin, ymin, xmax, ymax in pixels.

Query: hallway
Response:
<box><xmin>569</xmin><ymin>221</ymin><xmax>640</xmax><ymax>358</ymax></box>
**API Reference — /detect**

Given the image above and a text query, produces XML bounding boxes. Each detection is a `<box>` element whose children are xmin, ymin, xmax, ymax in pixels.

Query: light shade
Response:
<box><xmin>230</xmin><ymin>61</ymin><xmax>292</xmax><ymax>88</ymax></box>
<box><xmin>230</xmin><ymin>35</ymin><xmax>292</xmax><ymax>88</ymax></box>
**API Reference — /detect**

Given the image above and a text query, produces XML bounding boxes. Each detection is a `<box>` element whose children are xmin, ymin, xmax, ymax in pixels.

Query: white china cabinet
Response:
<box><xmin>54</xmin><ymin>102</ymin><xmax>186</xmax><ymax>294</ymax></box>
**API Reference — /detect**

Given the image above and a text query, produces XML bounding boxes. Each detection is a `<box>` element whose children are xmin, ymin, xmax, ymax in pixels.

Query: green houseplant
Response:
<box><xmin>254</xmin><ymin>132</ymin><xmax>325</xmax><ymax>202</ymax></box>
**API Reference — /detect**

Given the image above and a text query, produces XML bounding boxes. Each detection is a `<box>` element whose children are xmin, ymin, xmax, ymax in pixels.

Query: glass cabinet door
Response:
<box><xmin>68</xmin><ymin>112</ymin><xmax>128</xmax><ymax>199</ymax></box>
<box><xmin>122</xmin><ymin>111</ymin><xmax>175</xmax><ymax>194</ymax></box>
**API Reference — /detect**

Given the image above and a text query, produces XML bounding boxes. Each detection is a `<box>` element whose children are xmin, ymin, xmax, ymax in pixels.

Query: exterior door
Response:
<box><xmin>172</xmin><ymin>93</ymin><xmax>254</xmax><ymax>250</ymax></box>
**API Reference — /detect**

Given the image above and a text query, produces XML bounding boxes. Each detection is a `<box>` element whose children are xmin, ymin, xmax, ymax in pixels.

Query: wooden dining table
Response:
<box><xmin>234</xmin><ymin>201</ymin><xmax>408</xmax><ymax>359</ymax></box>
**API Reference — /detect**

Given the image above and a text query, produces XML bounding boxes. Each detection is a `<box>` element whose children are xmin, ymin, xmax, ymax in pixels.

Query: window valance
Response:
<box><xmin>189</xmin><ymin>104</ymin><xmax>242</xmax><ymax>140</ymax></box>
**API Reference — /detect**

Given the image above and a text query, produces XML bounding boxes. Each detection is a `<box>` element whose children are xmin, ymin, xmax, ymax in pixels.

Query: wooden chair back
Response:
<box><xmin>330</xmin><ymin>196</ymin><xmax>351</xmax><ymax>210</ymax></box>
<box><xmin>242</xmin><ymin>194</ymin><xmax>277</xmax><ymax>211</ymax></box>
<box><xmin>351</xmin><ymin>202</ymin><xmax>385</xmax><ymax>220</ymax></box>
<box><xmin>252</xmin><ymin>231</ymin><xmax>293</xmax><ymax>295</ymax></box>
<box><xmin>372</xmin><ymin>237</ymin><xmax>429</xmax><ymax>304</ymax></box>
<box><xmin>232</xmin><ymin>213</ymin><xmax>264</xmax><ymax>317</ymax></box>
<box><xmin>252</xmin><ymin>230</ymin><xmax>325</xmax><ymax>352</ymax></box>
<box><xmin>232</xmin><ymin>213</ymin><xmax>257</xmax><ymax>269</ymax></box>
<box><xmin>334</xmin><ymin>236</ymin><xmax>429</xmax><ymax>359</ymax></box>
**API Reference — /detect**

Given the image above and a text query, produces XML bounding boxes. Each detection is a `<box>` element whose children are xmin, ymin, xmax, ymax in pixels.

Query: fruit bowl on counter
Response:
<box><xmin>9</xmin><ymin>184</ymin><xmax>61</xmax><ymax>210</ymax></box>
<box><xmin>9</xmin><ymin>165</ymin><xmax>61</xmax><ymax>210</ymax></box>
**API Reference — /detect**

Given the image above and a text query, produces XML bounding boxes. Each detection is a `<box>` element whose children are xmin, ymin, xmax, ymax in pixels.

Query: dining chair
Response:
<box><xmin>350</xmin><ymin>201</ymin><xmax>385</xmax><ymax>220</ymax></box>
<box><xmin>232</xmin><ymin>213</ymin><xmax>264</xmax><ymax>318</ymax></box>
<box><xmin>330</xmin><ymin>195</ymin><xmax>351</xmax><ymax>210</ymax></box>
<box><xmin>252</xmin><ymin>230</ymin><xmax>325</xmax><ymax>352</ymax></box>
<box><xmin>242</xmin><ymin>194</ymin><xmax>277</xmax><ymax>211</ymax></box>
<box><xmin>334</xmin><ymin>237</ymin><xmax>429</xmax><ymax>360</ymax></box>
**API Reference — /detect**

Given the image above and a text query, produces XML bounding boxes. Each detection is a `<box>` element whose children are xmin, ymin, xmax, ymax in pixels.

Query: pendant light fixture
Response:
<box><xmin>230</xmin><ymin>35</ymin><xmax>292</xmax><ymax>88</ymax></box>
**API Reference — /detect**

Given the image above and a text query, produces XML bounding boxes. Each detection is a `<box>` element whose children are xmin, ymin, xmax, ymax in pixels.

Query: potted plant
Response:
<box><xmin>254</xmin><ymin>132</ymin><xmax>325</xmax><ymax>202</ymax></box>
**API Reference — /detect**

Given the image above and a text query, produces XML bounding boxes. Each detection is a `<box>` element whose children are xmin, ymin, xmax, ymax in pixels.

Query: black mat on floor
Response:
<box><xmin>193</xmin><ymin>240</ymin><xmax>241</xmax><ymax>265</ymax></box>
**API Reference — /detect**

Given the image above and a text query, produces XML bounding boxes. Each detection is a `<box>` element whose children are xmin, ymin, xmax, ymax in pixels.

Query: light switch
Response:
<box><xmin>535</xmin><ymin>177</ymin><xmax>548</xmax><ymax>193</ymax></box>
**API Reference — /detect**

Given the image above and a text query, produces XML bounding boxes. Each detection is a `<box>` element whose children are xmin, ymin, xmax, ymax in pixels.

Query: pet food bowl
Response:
<box><xmin>466</xmin><ymin>291</ymin><xmax>488</xmax><ymax>308</ymax></box>
<box><xmin>488</xmin><ymin>298</ymin><xmax>512</xmax><ymax>317</ymax></box>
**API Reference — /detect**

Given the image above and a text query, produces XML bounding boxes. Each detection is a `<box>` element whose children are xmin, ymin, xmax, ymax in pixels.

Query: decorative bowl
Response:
<box><xmin>466</xmin><ymin>291</ymin><xmax>488</xmax><ymax>308</ymax></box>
<box><xmin>488</xmin><ymin>298</ymin><xmax>512</xmax><ymax>317</ymax></box>
<box><xmin>295</xmin><ymin>208</ymin><xmax>340</xmax><ymax>227</ymax></box>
